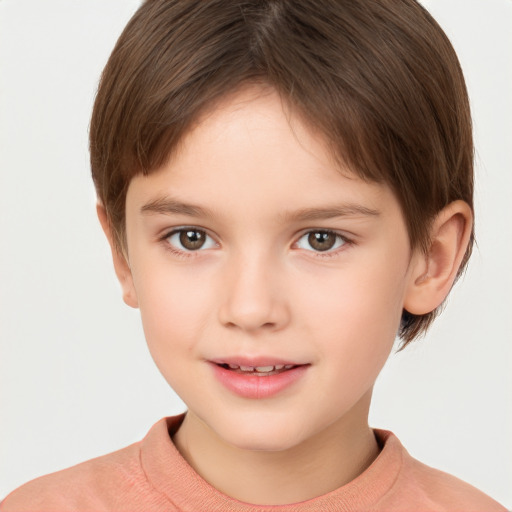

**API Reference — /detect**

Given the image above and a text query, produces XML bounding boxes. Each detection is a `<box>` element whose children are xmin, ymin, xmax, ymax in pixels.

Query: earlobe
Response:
<box><xmin>404</xmin><ymin>200</ymin><xmax>473</xmax><ymax>315</ymax></box>
<box><xmin>96</xmin><ymin>204</ymin><xmax>139</xmax><ymax>309</ymax></box>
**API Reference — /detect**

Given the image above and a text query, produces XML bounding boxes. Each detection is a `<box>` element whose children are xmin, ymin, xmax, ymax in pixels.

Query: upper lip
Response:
<box><xmin>209</xmin><ymin>356</ymin><xmax>307</xmax><ymax>367</ymax></box>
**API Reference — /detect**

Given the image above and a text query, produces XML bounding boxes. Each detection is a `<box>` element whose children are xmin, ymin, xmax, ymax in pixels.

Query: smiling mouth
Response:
<box><xmin>216</xmin><ymin>363</ymin><xmax>302</xmax><ymax>376</ymax></box>
<box><xmin>211</xmin><ymin>361</ymin><xmax>310</xmax><ymax>398</ymax></box>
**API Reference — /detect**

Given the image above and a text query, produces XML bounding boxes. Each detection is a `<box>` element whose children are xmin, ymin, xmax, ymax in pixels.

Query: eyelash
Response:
<box><xmin>160</xmin><ymin>227</ymin><xmax>217</xmax><ymax>260</ymax></box>
<box><xmin>159</xmin><ymin>227</ymin><xmax>352</xmax><ymax>260</ymax></box>
<box><xmin>294</xmin><ymin>229</ymin><xmax>351</xmax><ymax>259</ymax></box>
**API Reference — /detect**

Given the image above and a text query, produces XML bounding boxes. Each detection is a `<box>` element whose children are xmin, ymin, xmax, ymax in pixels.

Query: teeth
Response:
<box><xmin>222</xmin><ymin>363</ymin><xmax>297</xmax><ymax>373</ymax></box>
<box><xmin>255</xmin><ymin>366</ymin><xmax>275</xmax><ymax>373</ymax></box>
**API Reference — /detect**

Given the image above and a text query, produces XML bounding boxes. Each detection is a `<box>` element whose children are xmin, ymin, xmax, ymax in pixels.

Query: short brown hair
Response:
<box><xmin>90</xmin><ymin>0</ymin><xmax>474</xmax><ymax>346</ymax></box>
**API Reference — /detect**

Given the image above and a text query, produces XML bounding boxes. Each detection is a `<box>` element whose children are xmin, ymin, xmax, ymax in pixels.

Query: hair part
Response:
<box><xmin>90</xmin><ymin>0</ymin><xmax>474</xmax><ymax>346</ymax></box>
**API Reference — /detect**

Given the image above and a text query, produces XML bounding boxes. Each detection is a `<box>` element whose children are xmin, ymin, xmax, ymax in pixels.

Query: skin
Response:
<box><xmin>99</xmin><ymin>86</ymin><xmax>472</xmax><ymax>505</ymax></box>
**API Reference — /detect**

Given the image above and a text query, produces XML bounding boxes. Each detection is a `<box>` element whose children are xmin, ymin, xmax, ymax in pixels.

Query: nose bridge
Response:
<box><xmin>218</xmin><ymin>245</ymin><xmax>289</xmax><ymax>332</ymax></box>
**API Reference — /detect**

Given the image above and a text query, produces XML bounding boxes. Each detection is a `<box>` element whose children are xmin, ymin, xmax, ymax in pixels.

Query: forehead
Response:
<box><xmin>126</xmin><ymin>86</ymin><xmax>399</xmax><ymax>223</ymax></box>
<box><xmin>178</xmin><ymin>86</ymin><xmax>340</xmax><ymax>179</ymax></box>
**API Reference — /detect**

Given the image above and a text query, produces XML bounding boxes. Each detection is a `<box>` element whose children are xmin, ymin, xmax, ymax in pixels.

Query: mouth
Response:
<box><xmin>215</xmin><ymin>362</ymin><xmax>301</xmax><ymax>376</ymax></box>
<box><xmin>209</xmin><ymin>359</ymin><xmax>310</xmax><ymax>399</ymax></box>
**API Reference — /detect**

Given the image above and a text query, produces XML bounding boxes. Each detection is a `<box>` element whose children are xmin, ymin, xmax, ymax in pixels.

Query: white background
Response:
<box><xmin>0</xmin><ymin>0</ymin><xmax>511</xmax><ymax>507</ymax></box>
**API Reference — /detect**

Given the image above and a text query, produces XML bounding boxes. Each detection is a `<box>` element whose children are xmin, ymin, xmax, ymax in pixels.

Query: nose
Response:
<box><xmin>217</xmin><ymin>252</ymin><xmax>290</xmax><ymax>333</ymax></box>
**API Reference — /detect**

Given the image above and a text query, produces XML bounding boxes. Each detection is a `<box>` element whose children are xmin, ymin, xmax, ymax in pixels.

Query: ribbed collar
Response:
<box><xmin>140</xmin><ymin>414</ymin><xmax>403</xmax><ymax>512</ymax></box>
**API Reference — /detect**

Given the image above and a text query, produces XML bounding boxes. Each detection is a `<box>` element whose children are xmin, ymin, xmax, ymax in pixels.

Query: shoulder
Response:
<box><xmin>0</xmin><ymin>416</ymin><xmax>186</xmax><ymax>512</ymax></box>
<box><xmin>376</xmin><ymin>430</ymin><xmax>507</xmax><ymax>511</ymax></box>
<box><xmin>0</xmin><ymin>416</ymin><xmax>184</xmax><ymax>512</ymax></box>
<box><xmin>405</xmin><ymin>459</ymin><xmax>506</xmax><ymax>511</ymax></box>
<box><xmin>0</xmin><ymin>441</ymin><xmax>148</xmax><ymax>512</ymax></box>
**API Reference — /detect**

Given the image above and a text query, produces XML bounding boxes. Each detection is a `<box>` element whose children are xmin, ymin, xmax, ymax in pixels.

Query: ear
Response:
<box><xmin>404</xmin><ymin>200</ymin><xmax>473</xmax><ymax>315</ymax></box>
<box><xmin>96</xmin><ymin>203</ymin><xmax>139</xmax><ymax>308</ymax></box>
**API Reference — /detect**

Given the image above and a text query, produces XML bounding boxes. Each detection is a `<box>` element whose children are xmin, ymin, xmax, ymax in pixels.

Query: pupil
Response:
<box><xmin>308</xmin><ymin>231</ymin><xmax>335</xmax><ymax>251</ymax></box>
<box><xmin>180</xmin><ymin>230</ymin><xmax>205</xmax><ymax>250</ymax></box>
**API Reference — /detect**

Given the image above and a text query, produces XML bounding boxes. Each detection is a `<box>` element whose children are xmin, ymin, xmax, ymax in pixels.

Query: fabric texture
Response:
<box><xmin>1</xmin><ymin>414</ymin><xmax>506</xmax><ymax>512</ymax></box>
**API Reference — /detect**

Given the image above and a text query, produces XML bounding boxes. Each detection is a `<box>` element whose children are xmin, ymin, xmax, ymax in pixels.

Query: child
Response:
<box><xmin>1</xmin><ymin>0</ymin><xmax>508</xmax><ymax>510</ymax></box>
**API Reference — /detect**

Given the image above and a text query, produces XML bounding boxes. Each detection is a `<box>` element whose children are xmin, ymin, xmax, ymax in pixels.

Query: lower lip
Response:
<box><xmin>210</xmin><ymin>363</ymin><xmax>309</xmax><ymax>399</ymax></box>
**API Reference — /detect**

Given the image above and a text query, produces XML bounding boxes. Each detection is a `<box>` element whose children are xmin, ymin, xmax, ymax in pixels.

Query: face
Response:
<box><xmin>122</xmin><ymin>86</ymin><xmax>417</xmax><ymax>452</ymax></box>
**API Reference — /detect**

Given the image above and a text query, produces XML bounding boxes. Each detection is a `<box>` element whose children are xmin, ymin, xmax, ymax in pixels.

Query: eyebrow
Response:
<box><xmin>140</xmin><ymin>196</ymin><xmax>380</xmax><ymax>221</ymax></box>
<box><xmin>141</xmin><ymin>197</ymin><xmax>215</xmax><ymax>219</ymax></box>
<box><xmin>280</xmin><ymin>204</ymin><xmax>380</xmax><ymax>222</ymax></box>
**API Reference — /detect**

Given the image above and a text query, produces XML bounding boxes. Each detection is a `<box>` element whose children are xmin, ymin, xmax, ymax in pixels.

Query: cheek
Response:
<box><xmin>297</xmin><ymin>258</ymin><xmax>408</xmax><ymax>377</ymax></box>
<box><xmin>132</xmin><ymin>267</ymin><xmax>217</xmax><ymax>397</ymax></box>
<box><xmin>132</xmin><ymin>263</ymin><xmax>211</xmax><ymax>359</ymax></box>
<box><xmin>301</xmin><ymin>261</ymin><xmax>406</xmax><ymax>335</ymax></box>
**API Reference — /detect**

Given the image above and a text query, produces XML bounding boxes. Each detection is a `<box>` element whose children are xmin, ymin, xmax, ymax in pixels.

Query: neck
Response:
<box><xmin>172</xmin><ymin>391</ymin><xmax>379</xmax><ymax>505</ymax></box>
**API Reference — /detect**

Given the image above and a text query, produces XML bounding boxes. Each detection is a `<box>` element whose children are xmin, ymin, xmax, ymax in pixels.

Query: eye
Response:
<box><xmin>295</xmin><ymin>230</ymin><xmax>347</xmax><ymax>253</ymax></box>
<box><xmin>165</xmin><ymin>228</ymin><xmax>217</xmax><ymax>252</ymax></box>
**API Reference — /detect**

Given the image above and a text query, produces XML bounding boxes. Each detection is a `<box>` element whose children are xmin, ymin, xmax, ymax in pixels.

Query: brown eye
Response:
<box><xmin>296</xmin><ymin>230</ymin><xmax>346</xmax><ymax>254</ymax></box>
<box><xmin>166</xmin><ymin>228</ymin><xmax>217</xmax><ymax>253</ymax></box>
<box><xmin>307</xmin><ymin>231</ymin><xmax>337</xmax><ymax>251</ymax></box>
<box><xmin>179</xmin><ymin>229</ymin><xmax>207</xmax><ymax>250</ymax></box>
